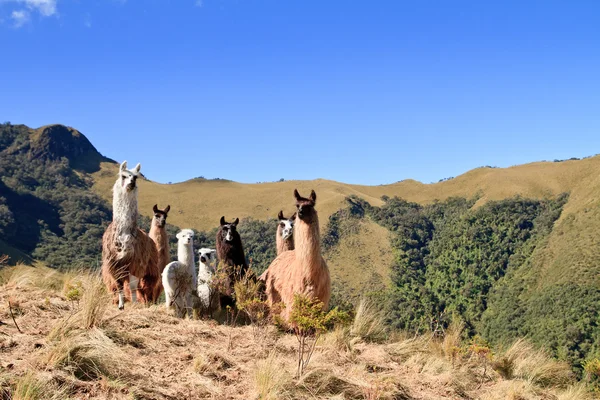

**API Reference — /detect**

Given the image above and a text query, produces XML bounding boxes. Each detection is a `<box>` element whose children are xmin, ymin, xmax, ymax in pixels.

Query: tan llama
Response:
<box><xmin>261</xmin><ymin>189</ymin><xmax>331</xmax><ymax>322</ymax></box>
<box><xmin>149</xmin><ymin>204</ymin><xmax>171</xmax><ymax>300</ymax></box>
<box><xmin>276</xmin><ymin>210</ymin><xmax>295</xmax><ymax>255</ymax></box>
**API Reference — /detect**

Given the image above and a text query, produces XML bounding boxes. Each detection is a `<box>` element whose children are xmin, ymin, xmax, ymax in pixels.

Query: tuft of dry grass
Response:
<box><xmin>253</xmin><ymin>352</ymin><xmax>291</xmax><ymax>400</ymax></box>
<box><xmin>295</xmin><ymin>368</ymin><xmax>366</xmax><ymax>399</ymax></box>
<box><xmin>492</xmin><ymin>339</ymin><xmax>574</xmax><ymax>388</ymax></box>
<box><xmin>11</xmin><ymin>373</ymin><xmax>68</xmax><ymax>400</ymax></box>
<box><xmin>349</xmin><ymin>299</ymin><xmax>387</xmax><ymax>343</ymax></box>
<box><xmin>193</xmin><ymin>350</ymin><xmax>235</xmax><ymax>379</ymax></box>
<box><xmin>48</xmin><ymin>273</ymin><xmax>110</xmax><ymax>340</ymax></box>
<box><xmin>1</xmin><ymin>265</ymin><xmax>65</xmax><ymax>291</ymax></box>
<box><xmin>555</xmin><ymin>383</ymin><xmax>594</xmax><ymax>400</ymax></box>
<box><xmin>43</xmin><ymin>328</ymin><xmax>130</xmax><ymax>381</ymax></box>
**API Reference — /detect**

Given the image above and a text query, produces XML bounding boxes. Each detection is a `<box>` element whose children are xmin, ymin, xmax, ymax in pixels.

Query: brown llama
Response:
<box><xmin>260</xmin><ymin>189</ymin><xmax>331</xmax><ymax>322</ymax></box>
<box><xmin>101</xmin><ymin>161</ymin><xmax>160</xmax><ymax>309</ymax></box>
<box><xmin>149</xmin><ymin>204</ymin><xmax>171</xmax><ymax>300</ymax></box>
<box><xmin>276</xmin><ymin>210</ymin><xmax>295</xmax><ymax>255</ymax></box>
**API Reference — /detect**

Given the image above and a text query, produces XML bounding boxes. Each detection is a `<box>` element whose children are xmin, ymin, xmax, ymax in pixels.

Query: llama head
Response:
<box><xmin>277</xmin><ymin>210</ymin><xmax>295</xmax><ymax>240</ymax></box>
<box><xmin>293</xmin><ymin>189</ymin><xmax>317</xmax><ymax>223</ymax></box>
<box><xmin>117</xmin><ymin>161</ymin><xmax>141</xmax><ymax>193</ymax></box>
<box><xmin>176</xmin><ymin>228</ymin><xmax>195</xmax><ymax>246</ymax></box>
<box><xmin>152</xmin><ymin>204</ymin><xmax>170</xmax><ymax>228</ymax></box>
<box><xmin>219</xmin><ymin>216</ymin><xmax>239</xmax><ymax>242</ymax></box>
<box><xmin>198</xmin><ymin>248</ymin><xmax>217</xmax><ymax>265</ymax></box>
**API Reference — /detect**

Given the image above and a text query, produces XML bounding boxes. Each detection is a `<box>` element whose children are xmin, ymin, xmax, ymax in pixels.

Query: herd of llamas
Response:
<box><xmin>101</xmin><ymin>161</ymin><xmax>331</xmax><ymax>322</ymax></box>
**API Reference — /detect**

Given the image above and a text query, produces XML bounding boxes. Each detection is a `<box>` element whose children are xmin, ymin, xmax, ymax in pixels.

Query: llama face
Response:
<box><xmin>198</xmin><ymin>248</ymin><xmax>217</xmax><ymax>264</ymax></box>
<box><xmin>118</xmin><ymin>161</ymin><xmax>141</xmax><ymax>192</ymax></box>
<box><xmin>176</xmin><ymin>229</ymin><xmax>195</xmax><ymax>246</ymax></box>
<box><xmin>294</xmin><ymin>189</ymin><xmax>317</xmax><ymax>223</ymax></box>
<box><xmin>220</xmin><ymin>216</ymin><xmax>239</xmax><ymax>242</ymax></box>
<box><xmin>278</xmin><ymin>211</ymin><xmax>295</xmax><ymax>240</ymax></box>
<box><xmin>152</xmin><ymin>204</ymin><xmax>170</xmax><ymax>228</ymax></box>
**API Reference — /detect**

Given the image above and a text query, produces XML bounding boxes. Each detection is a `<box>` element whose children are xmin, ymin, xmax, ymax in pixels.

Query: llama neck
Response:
<box><xmin>112</xmin><ymin>181</ymin><xmax>138</xmax><ymax>235</ymax></box>
<box><xmin>294</xmin><ymin>215</ymin><xmax>321</xmax><ymax>267</ymax></box>
<box><xmin>178</xmin><ymin>243</ymin><xmax>195</xmax><ymax>269</ymax></box>
<box><xmin>149</xmin><ymin>221</ymin><xmax>167</xmax><ymax>244</ymax></box>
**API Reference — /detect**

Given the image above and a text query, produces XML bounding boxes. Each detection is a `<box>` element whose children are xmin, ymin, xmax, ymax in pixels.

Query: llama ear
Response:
<box><xmin>233</xmin><ymin>218</ymin><xmax>239</xmax><ymax>226</ymax></box>
<box><xmin>220</xmin><ymin>216</ymin><xmax>226</xmax><ymax>226</ymax></box>
<box><xmin>176</xmin><ymin>231</ymin><xmax>182</xmax><ymax>239</ymax></box>
<box><xmin>294</xmin><ymin>189</ymin><xmax>301</xmax><ymax>201</ymax></box>
<box><xmin>278</xmin><ymin>210</ymin><xmax>284</xmax><ymax>220</ymax></box>
<box><xmin>120</xmin><ymin>161</ymin><xmax>127</xmax><ymax>172</ymax></box>
<box><xmin>291</xmin><ymin>212</ymin><xmax>297</xmax><ymax>221</ymax></box>
<box><xmin>153</xmin><ymin>204</ymin><xmax>158</xmax><ymax>213</ymax></box>
<box><xmin>309</xmin><ymin>190</ymin><xmax>317</xmax><ymax>203</ymax></box>
<box><xmin>164</xmin><ymin>205</ymin><xmax>170</xmax><ymax>214</ymax></box>
<box><xmin>133</xmin><ymin>163</ymin><xmax>141</xmax><ymax>174</ymax></box>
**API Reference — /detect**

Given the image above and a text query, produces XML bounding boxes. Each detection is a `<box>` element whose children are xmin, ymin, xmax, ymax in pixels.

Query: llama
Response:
<box><xmin>101</xmin><ymin>161</ymin><xmax>160</xmax><ymax>310</ymax></box>
<box><xmin>162</xmin><ymin>229</ymin><xmax>195</xmax><ymax>318</ymax></box>
<box><xmin>149</xmin><ymin>204</ymin><xmax>171</xmax><ymax>300</ymax></box>
<box><xmin>196</xmin><ymin>248</ymin><xmax>218</xmax><ymax>315</ymax></box>
<box><xmin>260</xmin><ymin>190</ymin><xmax>331</xmax><ymax>322</ymax></box>
<box><xmin>276</xmin><ymin>210</ymin><xmax>296</xmax><ymax>255</ymax></box>
<box><xmin>216</xmin><ymin>216</ymin><xmax>248</xmax><ymax>307</ymax></box>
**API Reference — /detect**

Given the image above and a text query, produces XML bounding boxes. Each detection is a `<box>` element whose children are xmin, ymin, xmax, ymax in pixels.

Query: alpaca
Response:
<box><xmin>216</xmin><ymin>216</ymin><xmax>248</xmax><ymax>307</ymax></box>
<box><xmin>196</xmin><ymin>248</ymin><xmax>219</xmax><ymax>315</ymax></box>
<box><xmin>101</xmin><ymin>161</ymin><xmax>160</xmax><ymax>310</ymax></box>
<box><xmin>149</xmin><ymin>204</ymin><xmax>171</xmax><ymax>300</ymax></box>
<box><xmin>162</xmin><ymin>229</ymin><xmax>195</xmax><ymax>318</ymax></box>
<box><xmin>260</xmin><ymin>190</ymin><xmax>331</xmax><ymax>322</ymax></box>
<box><xmin>276</xmin><ymin>210</ymin><xmax>296</xmax><ymax>255</ymax></box>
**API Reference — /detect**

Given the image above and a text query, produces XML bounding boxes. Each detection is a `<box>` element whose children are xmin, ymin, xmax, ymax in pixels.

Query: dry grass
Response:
<box><xmin>1</xmin><ymin>264</ymin><xmax>596</xmax><ymax>399</ymax></box>
<box><xmin>48</xmin><ymin>272</ymin><xmax>110</xmax><ymax>340</ymax></box>
<box><xmin>555</xmin><ymin>383</ymin><xmax>595</xmax><ymax>400</ymax></box>
<box><xmin>11</xmin><ymin>373</ymin><xmax>68</xmax><ymax>400</ymax></box>
<box><xmin>0</xmin><ymin>264</ymin><xmax>65</xmax><ymax>292</ymax></box>
<box><xmin>252</xmin><ymin>352</ymin><xmax>291</xmax><ymax>400</ymax></box>
<box><xmin>493</xmin><ymin>339</ymin><xmax>574</xmax><ymax>388</ymax></box>
<box><xmin>43</xmin><ymin>327</ymin><xmax>130</xmax><ymax>381</ymax></box>
<box><xmin>349</xmin><ymin>298</ymin><xmax>388</xmax><ymax>343</ymax></box>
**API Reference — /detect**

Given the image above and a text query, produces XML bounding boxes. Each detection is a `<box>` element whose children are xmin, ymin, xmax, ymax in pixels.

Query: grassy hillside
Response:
<box><xmin>91</xmin><ymin>156</ymin><xmax>600</xmax><ymax>232</ymax></box>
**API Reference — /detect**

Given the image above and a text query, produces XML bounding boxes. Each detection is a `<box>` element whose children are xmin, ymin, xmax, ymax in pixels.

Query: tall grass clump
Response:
<box><xmin>349</xmin><ymin>299</ymin><xmax>387</xmax><ymax>343</ymax></box>
<box><xmin>48</xmin><ymin>272</ymin><xmax>110</xmax><ymax>340</ymax></box>
<box><xmin>492</xmin><ymin>339</ymin><xmax>574</xmax><ymax>388</ymax></box>
<box><xmin>253</xmin><ymin>352</ymin><xmax>290</xmax><ymax>400</ymax></box>
<box><xmin>44</xmin><ymin>328</ymin><xmax>129</xmax><ymax>381</ymax></box>
<box><xmin>11</xmin><ymin>373</ymin><xmax>67</xmax><ymax>400</ymax></box>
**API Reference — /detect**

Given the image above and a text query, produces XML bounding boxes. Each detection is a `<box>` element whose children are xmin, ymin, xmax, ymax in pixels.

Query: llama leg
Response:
<box><xmin>117</xmin><ymin>279</ymin><xmax>126</xmax><ymax>310</ymax></box>
<box><xmin>164</xmin><ymin>290</ymin><xmax>172</xmax><ymax>309</ymax></box>
<box><xmin>129</xmin><ymin>274</ymin><xmax>139</xmax><ymax>303</ymax></box>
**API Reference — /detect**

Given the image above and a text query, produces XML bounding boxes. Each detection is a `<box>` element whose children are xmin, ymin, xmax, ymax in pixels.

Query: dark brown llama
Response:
<box><xmin>216</xmin><ymin>216</ymin><xmax>248</xmax><ymax>308</ymax></box>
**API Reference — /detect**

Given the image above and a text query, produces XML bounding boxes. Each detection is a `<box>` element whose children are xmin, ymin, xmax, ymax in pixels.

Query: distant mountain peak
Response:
<box><xmin>29</xmin><ymin>124</ymin><xmax>113</xmax><ymax>172</ymax></box>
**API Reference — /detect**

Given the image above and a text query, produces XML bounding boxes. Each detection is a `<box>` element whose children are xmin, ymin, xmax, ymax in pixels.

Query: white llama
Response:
<box><xmin>162</xmin><ymin>229</ymin><xmax>195</xmax><ymax>318</ymax></box>
<box><xmin>197</xmin><ymin>248</ymin><xmax>218</xmax><ymax>314</ymax></box>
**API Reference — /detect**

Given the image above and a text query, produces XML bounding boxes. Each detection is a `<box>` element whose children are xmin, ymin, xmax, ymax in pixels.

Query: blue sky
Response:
<box><xmin>1</xmin><ymin>0</ymin><xmax>599</xmax><ymax>185</ymax></box>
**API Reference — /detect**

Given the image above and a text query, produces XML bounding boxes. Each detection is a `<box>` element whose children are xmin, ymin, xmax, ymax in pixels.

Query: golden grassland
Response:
<box><xmin>0</xmin><ymin>265</ymin><xmax>597</xmax><ymax>400</ymax></box>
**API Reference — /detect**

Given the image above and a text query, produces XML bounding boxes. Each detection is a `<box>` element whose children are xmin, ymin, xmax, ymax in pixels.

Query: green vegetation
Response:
<box><xmin>0</xmin><ymin>123</ymin><xmax>111</xmax><ymax>269</ymax></box>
